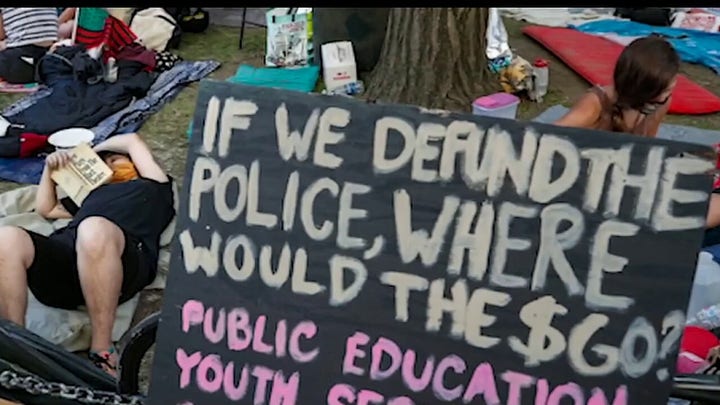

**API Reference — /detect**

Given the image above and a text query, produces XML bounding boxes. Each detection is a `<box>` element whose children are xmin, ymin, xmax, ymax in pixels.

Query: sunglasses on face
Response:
<box><xmin>640</xmin><ymin>94</ymin><xmax>672</xmax><ymax>115</ymax></box>
<box><xmin>647</xmin><ymin>94</ymin><xmax>671</xmax><ymax>107</ymax></box>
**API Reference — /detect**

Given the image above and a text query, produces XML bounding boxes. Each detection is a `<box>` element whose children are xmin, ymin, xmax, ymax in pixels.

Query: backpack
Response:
<box><xmin>166</xmin><ymin>7</ymin><xmax>210</xmax><ymax>33</ymax></box>
<box><xmin>615</xmin><ymin>8</ymin><xmax>672</xmax><ymax>26</ymax></box>
<box><xmin>129</xmin><ymin>8</ymin><xmax>182</xmax><ymax>51</ymax></box>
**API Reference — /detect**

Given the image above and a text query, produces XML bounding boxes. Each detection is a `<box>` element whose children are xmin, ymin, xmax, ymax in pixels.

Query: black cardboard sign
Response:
<box><xmin>147</xmin><ymin>80</ymin><xmax>715</xmax><ymax>405</ymax></box>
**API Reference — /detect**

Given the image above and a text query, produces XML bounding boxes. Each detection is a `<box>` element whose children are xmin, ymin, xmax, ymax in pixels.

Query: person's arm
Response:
<box><xmin>708</xmin><ymin>193</ymin><xmax>720</xmax><ymax>229</ymax></box>
<box><xmin>35</xmin><ymin>152</ymin><xmax>73</xmax><ymax>220</ymax></box>
<box><xmin>553</xmin><ymin>92</ymin><xmax>602</xmax><ymax>129</ymax></box>
<box><xmin>0</xmin><ymin>12</ymin><xmax>6</xmax><ymax>41</ymax></box>
<box><xmin>58</xmin><ymin>7</ymin><xmax>76</xmax><ymax>24</ymax></box>
<box><xmin>645</xmin><ymin>97</ymin><xmax>671</xmax><ymax>138</ymax></box>
<box><xmin>94</xmin><ymin>133</ymin><xmax>169</xmax><ymax>183</ymax></box>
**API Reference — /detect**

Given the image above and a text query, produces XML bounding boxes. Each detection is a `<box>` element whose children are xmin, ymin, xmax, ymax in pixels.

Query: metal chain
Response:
<box><xmin>0</xmin><ymin>370</ymin><xmax>144</xmax><ymax>405</ymax></box>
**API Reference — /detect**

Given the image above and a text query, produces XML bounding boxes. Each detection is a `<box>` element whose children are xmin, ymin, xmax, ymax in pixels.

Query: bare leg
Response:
<box><xmin>58</xmin><ymin>21</ymin><xmax>75</xmax><ymax>40</ymax></box>
<box><xmin>0</xmin><ymin>226</ymin><xmax>35</xmax><ymax>326</ymax></box>
<box><xmin>708</xmin><ymin>194</ymin><xmax>720</xmax><ymax>229</ymax></box>
<box><xmin>75</xmin><ymin>216</ymin><xmax>125</xmax><ymax>354</ymax></box>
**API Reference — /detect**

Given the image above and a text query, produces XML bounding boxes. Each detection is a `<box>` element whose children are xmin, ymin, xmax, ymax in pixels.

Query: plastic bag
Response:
<box><xmin>485</xmin><ymin>8</ymin><xmax>511</xmax><ymax>60</ymax></box>
<box><xmin>265</xmin><ymin>8</ymin><xmax>313</xmax><ymax>67</ymax></box>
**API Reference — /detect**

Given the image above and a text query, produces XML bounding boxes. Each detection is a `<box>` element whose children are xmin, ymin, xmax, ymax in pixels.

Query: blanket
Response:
<box><xmin>0</xmin><ymin>59</ymin><xmax>220</xmax><ymax>185</ymax></box>
<box><xmin>499</xmin><ymin>8</ymin><xmax>617</xmax><ymax>28</ymax></box>
<box><xmin>572</xmin><ymin>19</ymin><xmax>720</xmax><ymax>75</ymax></box>
<box><xmin>0</xmin><ymin>184</ymin><xmax>178</xmax><ymax>352</ymax></box>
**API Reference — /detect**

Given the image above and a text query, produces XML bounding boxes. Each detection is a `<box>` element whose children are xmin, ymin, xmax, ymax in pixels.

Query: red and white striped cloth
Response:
<box><xmin>75</xmin><ymin>15</ymin><xmax>138</xmax><ymax>63</ymax></box>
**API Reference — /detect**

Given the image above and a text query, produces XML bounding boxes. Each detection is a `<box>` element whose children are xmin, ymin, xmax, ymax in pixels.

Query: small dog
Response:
<box><xmin>498</xmin><ymin>55</ymin><xmax>542</xmax><ymax>101</ymax></box>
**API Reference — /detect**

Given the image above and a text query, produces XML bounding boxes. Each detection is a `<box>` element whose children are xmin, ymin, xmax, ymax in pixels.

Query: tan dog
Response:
<box><xmin>498</xmin><ymin>55</ymin><xmax>541</xmax><ymax>101</ymax></box>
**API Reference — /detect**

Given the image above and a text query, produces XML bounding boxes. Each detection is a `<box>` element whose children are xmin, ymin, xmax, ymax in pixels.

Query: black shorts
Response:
<box><xmin>0</xmin><ymin>44</ymin><xmax>48</xmax><ymax>84</ymax></box>
<box><xmin>23</xmin><ymin>229</ymin><xmax>154</xmax><ymax>310</ymax></box>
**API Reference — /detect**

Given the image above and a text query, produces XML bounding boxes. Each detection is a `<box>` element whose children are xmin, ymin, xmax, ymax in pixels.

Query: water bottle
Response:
<box><xmin>533</xmin><ymin>58</ymin><xmax>549</xmax><ymax>102</ymax></box>
<box><xmin>105</xmin><ymin>57</ymin><xmax>118</xmax><ymax>83</ymax></box>
<box><xmin>323</xmin><ymin>80</ymin><xmax>364</xmax><ymax>97</ymax></box>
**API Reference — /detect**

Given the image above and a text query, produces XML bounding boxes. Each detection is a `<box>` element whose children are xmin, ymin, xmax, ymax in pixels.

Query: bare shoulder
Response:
<box><xmin>574</xmin><ymin>90</ymin><xmax>604</xmax><ymax>112</ymax></box>
<box><xmin>553</xmin><ymin>88</ymin><xmax>603</xmax><ymax>129</ymax></box>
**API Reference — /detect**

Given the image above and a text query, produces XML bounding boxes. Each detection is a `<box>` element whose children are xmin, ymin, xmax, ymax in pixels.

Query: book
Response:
<box><xmin>50</xmin><ymin>143</ymin><xmax>113</xmax><ymax>206</ymax></box>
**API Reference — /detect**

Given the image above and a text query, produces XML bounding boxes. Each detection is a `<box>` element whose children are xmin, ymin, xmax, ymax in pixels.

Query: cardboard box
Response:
<box><xmin>321</xmin><ymin>41</ymin><xmax>357</xmax><ymax>91</ymax></box>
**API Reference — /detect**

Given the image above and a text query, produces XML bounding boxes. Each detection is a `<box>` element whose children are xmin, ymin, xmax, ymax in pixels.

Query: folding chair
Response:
<box><xmin>238</xmin><ymin>7</ymin><xmax>268</xmax><ymax>49</ymax></box>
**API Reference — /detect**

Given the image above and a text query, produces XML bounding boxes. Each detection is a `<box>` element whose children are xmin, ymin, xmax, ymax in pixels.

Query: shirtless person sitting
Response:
<box><xmin>0</xmin><ymin>133</ymin><xmax>175</xmax><ymax>376</ymax></box>
<box><xmin>552</xmin><ymin>35</ymin><xmax>720</xmax><ymax>238</ymax></box>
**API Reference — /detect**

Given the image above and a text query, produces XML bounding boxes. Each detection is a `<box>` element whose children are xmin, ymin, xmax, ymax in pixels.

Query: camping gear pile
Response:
<box><xmin>0</xmin><ymin>7</ymin><xmax>219</xmax><ymax>184</ymax></box>
<box><xmin>499</xmin><ymin>7</ymin><xmax>720</xmax><ymax>116</ymax></box>
<box><xmin>263</xmin><ymin>7</ymin><xmax>364</xmax><ymax>97</ymax></box>
<box><xmin>485</xmin><ymin>8</ymin><xmax>549</xmax><ymax>104</ymax></box>
<box><xmin>130</xmin><ymin>8</ymin><xmax>210</xmax><ymax>51</ymax></box>
<box><xmin>231</xmin><ymin>8</ymin><xmax>320</xmax><ymax>95</ymax></box>
<box><xmin>256</xmin><ymin>8</ymin><xmax>378</xmax><ymax>97</ymax></box>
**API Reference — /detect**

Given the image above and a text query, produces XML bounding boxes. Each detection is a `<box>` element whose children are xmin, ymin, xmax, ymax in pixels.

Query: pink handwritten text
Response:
<box><xmin>331</xmin><ymin>332</ymin><xmax>628</xmax><ymax>405</ymax></box>
<box><xmin>181</xmin><ymin>299</ymin><xmax>319</xmax><ymax>363</ymax></box>
<box><xmin>177</xmin><ymin>348</ymin><xmax>299</xmax><ymax>404</ymax></box>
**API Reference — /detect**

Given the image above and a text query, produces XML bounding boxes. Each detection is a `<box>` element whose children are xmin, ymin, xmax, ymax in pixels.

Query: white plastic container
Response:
<box><xmin>48</xmin><ymin>128</ymin><xmax>95</xmax><ymax>150</ymax></box>
<box><xmin>472</xmin><ymin>92</ymin><xmax>520</xmax><ymax>119</ymax></box>
<box><xmin>321</xmin><ymin>41</ymin><xmax>358</xmax><ymax>92</ymax></box>
<box><xmin>533</xmin><ymin>58</ymin><xmax>549</xmax><ymax>102</ymax></box>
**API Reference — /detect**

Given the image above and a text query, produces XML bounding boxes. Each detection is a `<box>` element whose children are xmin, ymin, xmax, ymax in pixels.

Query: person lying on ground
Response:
<box><xmin>0</xmin><ymin>133</ymin><xmax>175</xmax><ymax>377</ymax></box>
<box><xmin>0</xmin><ymin>8</ymin><xmax>58</xmax><ymax>84</ymax></box>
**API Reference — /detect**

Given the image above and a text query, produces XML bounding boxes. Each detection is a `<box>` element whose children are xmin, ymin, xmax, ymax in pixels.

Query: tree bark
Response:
<box><xmin>366</xmin><ymin>8</ymin><xmax>498</xmax><ymax>112</ymax></box>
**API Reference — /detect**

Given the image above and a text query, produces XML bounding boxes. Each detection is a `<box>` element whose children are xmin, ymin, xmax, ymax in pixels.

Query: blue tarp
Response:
<box><xmin>571</xmin><ymin>19</ymin><xmax>720</xmax><ymax>75</ymax></box>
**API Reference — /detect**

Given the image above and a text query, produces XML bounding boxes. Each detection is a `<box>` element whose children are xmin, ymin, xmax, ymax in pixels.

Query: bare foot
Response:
<box><xmin>89</xmin><ymin>348</ymin><xmax>118</xmax><ymax>378</ymax></box>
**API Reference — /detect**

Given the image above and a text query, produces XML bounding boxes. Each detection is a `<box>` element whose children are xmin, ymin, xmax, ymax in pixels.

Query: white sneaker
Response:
<box><xmin>0</xmin><ymin>116</ymin><xmax>9</xmax><ymax>137</ymax></box>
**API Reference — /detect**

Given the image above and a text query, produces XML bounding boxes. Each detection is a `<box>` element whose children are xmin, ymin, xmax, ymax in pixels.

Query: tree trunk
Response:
<box><xmin>366</xmin><ymin>8</ymin><xmax>498</xmax><ymax>112</ymax></box>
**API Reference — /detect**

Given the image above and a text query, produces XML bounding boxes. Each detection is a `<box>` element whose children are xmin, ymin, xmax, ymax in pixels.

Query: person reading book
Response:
<box><xmin>0</xmin><ymin>132</ymin><xmax>174</xmax><ymax>377</ymax></box>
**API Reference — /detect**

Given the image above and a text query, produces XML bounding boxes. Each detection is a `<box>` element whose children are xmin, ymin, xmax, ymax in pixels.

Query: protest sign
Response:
<box><xmin>147</xmin><ymin>80</ymin><xmax>715</xmax><ymax>405</ymax></box>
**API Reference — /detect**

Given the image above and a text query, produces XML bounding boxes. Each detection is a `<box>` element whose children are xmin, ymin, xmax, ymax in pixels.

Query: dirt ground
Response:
<box><xmin>0</xmin><ymin>15</ymin><xmax>719</xmax><ymax>397</ymax></box>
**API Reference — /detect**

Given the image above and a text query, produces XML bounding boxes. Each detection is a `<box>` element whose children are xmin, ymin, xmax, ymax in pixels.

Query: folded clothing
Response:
<box><xmin>678</xmin><ymin>325</ymin><xmax>719</xmax><ymax>374</ymax></box>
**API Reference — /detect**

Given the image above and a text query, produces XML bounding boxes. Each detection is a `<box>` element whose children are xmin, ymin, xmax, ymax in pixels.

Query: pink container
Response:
<box><xmin>472</xmin><ymin>92</ymin><xmax>520</xmax><ymax>119</ymax></box>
